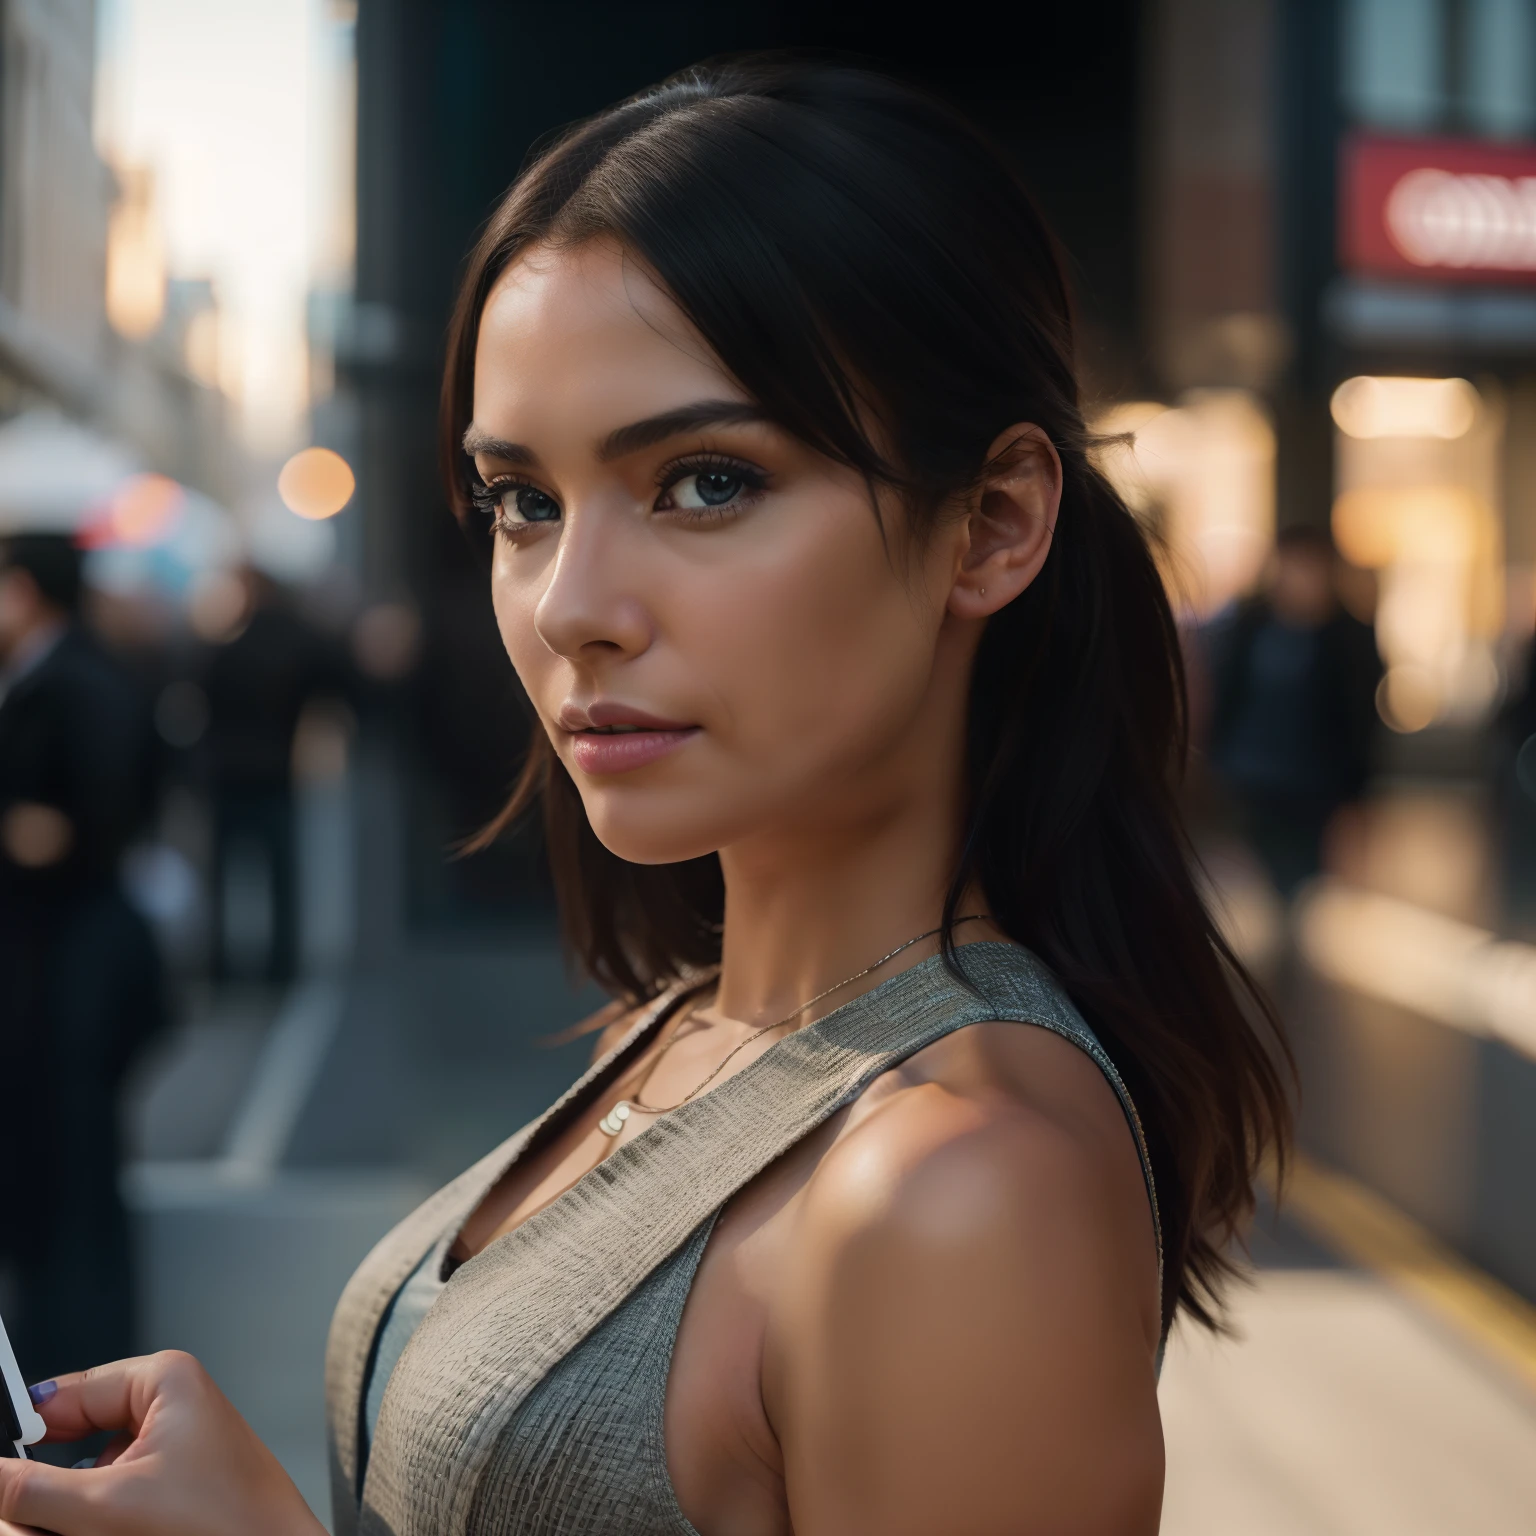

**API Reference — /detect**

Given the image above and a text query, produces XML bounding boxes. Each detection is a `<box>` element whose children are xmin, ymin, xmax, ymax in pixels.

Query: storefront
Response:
<box><xmin>1138</xmin><ymin>0</ymin><xmax>1536</xmax><ymax>746</ymax></box>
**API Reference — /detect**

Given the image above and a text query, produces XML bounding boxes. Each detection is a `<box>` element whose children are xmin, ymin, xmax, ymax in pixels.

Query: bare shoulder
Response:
<box><xmin>764</xmin><ymin>1020</ymin><xmax>1164</xmax><ymax>1535</ymax></box>
<box><xmin>809</xmin><ymin>1019</ymin><xmax>1159</xmax><ymax>1314</ymax></box>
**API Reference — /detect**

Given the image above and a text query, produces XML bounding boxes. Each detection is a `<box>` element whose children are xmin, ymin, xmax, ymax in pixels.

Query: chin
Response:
<box><xmin>577</xmin><ymin>785</ymin><xmax>753</xmax><ymax>867</ymax></box>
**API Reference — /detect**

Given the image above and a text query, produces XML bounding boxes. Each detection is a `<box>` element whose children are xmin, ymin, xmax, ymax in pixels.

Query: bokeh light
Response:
<box><xmin>277</xmin><ymin>447</ymin><xmax>355</xmax><ymax>520</ymax></box>
<box><xmin>109</xmin><ymin>472</ymin><xmax>185</xmax><ymax>545</ymax></box>
<box><xmin>104</xmin><ymin>165</ymin><xmax>167</xmax><ymax>340</ymax></box>
<box><xmin>187</xmin><ymin>569</ymin><xmax>251</xmax><ymax>642</ymax></box>
<box><xmin>1330</xmin><ymin>375</ymin><xmax>1479</xmax><ymax>440</ymax></box>
<box><xmin>1377</xmin><ymin>665</ymin><xmax>1442</xmax><ymax>733</ymax></box>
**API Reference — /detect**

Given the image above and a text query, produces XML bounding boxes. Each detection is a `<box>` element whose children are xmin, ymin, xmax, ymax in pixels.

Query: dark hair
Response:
<box><xmin>441</xmin><ymin>57</ymin><xmax>1290</xmax><ymax>1332</ymax></box>
<box><xmin>1</xmin><ymin>532</ymin><xmax>83</xmax><ymax>613</ymax></box>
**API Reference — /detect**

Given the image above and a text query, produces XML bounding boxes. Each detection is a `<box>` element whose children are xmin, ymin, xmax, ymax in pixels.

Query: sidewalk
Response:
<box><xmin>1161</xmin><ymin>1263</ymin><xmax>1536</xmax><ymax>1533</ymax></box>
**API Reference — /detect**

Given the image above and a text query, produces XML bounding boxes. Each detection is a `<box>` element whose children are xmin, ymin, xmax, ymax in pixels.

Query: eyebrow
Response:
<box><xmin>596</xmin><ymin>400</ymin><xmax>766</xmax><ymax>461</ymax></box>
<box><xmin>461</xmin><ymin>399</ymin><xmax>767</xmax><ymax>468</ymax></box>
<box><xmin>461</xmin><ymin>425</ymin><xmax>536</xmax><ymax>465</ymax></box>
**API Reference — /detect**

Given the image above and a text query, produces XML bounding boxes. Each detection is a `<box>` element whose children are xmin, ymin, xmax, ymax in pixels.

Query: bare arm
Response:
<box><xmin>767</xmin><ymin>1066</ymin><xmax>1164</xmax><ymax>1536</ymax></box>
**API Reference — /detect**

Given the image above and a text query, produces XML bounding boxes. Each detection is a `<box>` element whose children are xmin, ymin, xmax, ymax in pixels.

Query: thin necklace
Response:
<box><xmin>597</xmin><ymin>915</ymin><xmax>988</xmax><ymax>1137</ymax></box>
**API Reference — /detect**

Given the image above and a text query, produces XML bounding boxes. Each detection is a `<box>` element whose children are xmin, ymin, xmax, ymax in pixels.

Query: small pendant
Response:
<box><xmin>598</xmin><ymin>1101</ymin><xmax>633</xmax><ymax>1137</ymax></box>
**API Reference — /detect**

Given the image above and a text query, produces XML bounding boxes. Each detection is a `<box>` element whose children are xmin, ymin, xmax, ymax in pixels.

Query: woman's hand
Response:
<box><xmin>0</xmin><ymin>1352</ymin><xmax>324</xmax><ymax>1536</ymax></box>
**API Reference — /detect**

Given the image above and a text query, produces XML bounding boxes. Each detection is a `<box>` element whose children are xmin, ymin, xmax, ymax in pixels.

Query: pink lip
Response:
<box><xmin>560</xmin><ymin>700</ymin><xmax>700</xmax><ymax>776</ymax></box>
<box><xmin>569</xmin><ymin>727</ymin><xmax>699</xmax><ymax>775</ymax></box>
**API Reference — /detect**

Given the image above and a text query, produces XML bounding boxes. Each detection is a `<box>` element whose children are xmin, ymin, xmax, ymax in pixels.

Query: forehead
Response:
<box><xmin>474</xmin><ymin>240</ymin><xmax>740</xmax><ymax>417</ymax></box>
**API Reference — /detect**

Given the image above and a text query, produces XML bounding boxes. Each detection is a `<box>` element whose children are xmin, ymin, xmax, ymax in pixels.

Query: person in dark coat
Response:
<box><xmin>0</xmin><ymin>533</ymin><xmax>163</xmax><ymax>1383</ymax></box>
<box><xmin>1202</xmin><ymin>526</ymin><xmax>1383</xmax><ymax>899</ymax></box>
<box><xmin>201</xmin><ymin>566</ymin><xmax>352</xmax><ymax>983</ymax></box>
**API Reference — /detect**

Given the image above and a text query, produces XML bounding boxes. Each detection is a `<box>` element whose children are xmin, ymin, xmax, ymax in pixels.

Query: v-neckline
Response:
<box><xmin>439</xmin><ymin>946</ymin><xmax>979</xmax><ymax>1275</ymax></box>
<box><xmin>438</xmin><ymin>947</ymin><xmax>993</xmax><ymax>1286</ymax></box>
<box><xmin>443</xmin><ymin>978</ymin><xmax>710</xmax><ymax>1273</ymax></box>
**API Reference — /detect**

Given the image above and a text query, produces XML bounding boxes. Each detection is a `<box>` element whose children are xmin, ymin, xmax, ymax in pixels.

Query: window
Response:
<box><xmin>1343</xmin><ymin>0</ymin><xmax>1445</xmax><ymax>131</ymax></box>
<box><xmin>1343</xmin><ymin>0</ymin><xmax>1536</xmax><ymax>140</ymax></box>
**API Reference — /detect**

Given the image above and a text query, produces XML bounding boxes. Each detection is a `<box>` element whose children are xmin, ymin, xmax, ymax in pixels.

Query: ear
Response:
<box><xmin>947</xmin><ymin>423</ymin><xmax>1062</xmax><ymax>620</ymax></box>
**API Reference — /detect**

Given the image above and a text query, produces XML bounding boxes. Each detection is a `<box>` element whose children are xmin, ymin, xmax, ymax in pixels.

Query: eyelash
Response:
<box><xmin>469</xmin><ymin>452</ymin><xmax>770</xmax><ymax>538</ymax></box>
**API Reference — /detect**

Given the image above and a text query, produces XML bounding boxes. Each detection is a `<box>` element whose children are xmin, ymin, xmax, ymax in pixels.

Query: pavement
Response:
<box><xmin>1161</xmin><ymin>1262</ymin><xmax>1536</xmax><ymax>1534</ymax></box>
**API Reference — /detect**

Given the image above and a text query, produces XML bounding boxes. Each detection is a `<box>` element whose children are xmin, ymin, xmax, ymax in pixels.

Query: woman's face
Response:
<box><xmin>470</xmin><ymin>240</ymin><xmax>977</xmax><ymax>868</ymax></box>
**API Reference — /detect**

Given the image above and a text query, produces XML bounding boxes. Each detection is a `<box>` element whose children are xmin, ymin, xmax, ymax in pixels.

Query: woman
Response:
<box><xmin>1</xmin><ymin>58</ymin><xmax>1288</xmax><ymax>1536</ymax></box>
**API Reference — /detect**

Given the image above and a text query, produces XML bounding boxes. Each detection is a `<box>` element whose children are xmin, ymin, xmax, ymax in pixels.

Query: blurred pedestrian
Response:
<box><xmin>201</xmin><ymin>565</ymin><xmax>352</xmax><ymax>984</ymax></box>
<box><xmin>0</xmin><ymin>532</ymin><xmax>163</xmax><ymax>1382</ymax></box>
<box><xmin>1202</xmin><ymin>526</ymin><xmax>1382</xmax><ymax>898</ymax></box>
<box><xmin>1495</xmin><ymin>627</ymin><xmax>1536</xmax><ymax>928</ymax></box>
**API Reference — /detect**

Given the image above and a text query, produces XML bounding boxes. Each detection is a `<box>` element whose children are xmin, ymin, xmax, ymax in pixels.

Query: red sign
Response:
<box><xmin>1342</xmin><ymin>133</ymin><xmax>1536</xmax><ymax>285</ymax></box>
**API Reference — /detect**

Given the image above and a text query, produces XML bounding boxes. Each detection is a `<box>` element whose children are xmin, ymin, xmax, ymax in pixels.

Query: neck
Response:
<box><xmin>707</xmin><ymin>607</ymin><xmax>995</xmax><ymax>1029</ymax></box>
<box><xmin>712</xmin><ymin>758</ymin><xmax>977</xmax><ymax>1030</ymax></box>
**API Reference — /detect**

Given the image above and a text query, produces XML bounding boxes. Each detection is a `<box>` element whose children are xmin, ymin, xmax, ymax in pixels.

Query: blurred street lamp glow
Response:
<box><xmin>1330</xmin><ymin>375</ymin><xmax>1478</xmax><ymax>440</ymax></box>
<box><xmin>183</xmin><ymin>309</ymin><xmax>223</xmax><ymax>390</ymax></box>
<box><xmin>1091</xmin><ymin>391</ymin><xmax>1274</xmax><ymax>617</ymax></box>
<box><xmin>1331</xmin><ymin>484</ymin><xmax>1482</xmax><ymax>569</ymax></box>
<box><xmin>105</xmin><ymin>165</ymin><xmax>167</xmax><ymax>340</ymax></box>
<box><xmin>278</xmin><ymin>447</ymin><xmax>355</xmax><ymax>519</ymax></box>
<box><xmin>1377</xmin><ymin>665</ymin><xmax>1441</xmax><ymax>733</ymax></box>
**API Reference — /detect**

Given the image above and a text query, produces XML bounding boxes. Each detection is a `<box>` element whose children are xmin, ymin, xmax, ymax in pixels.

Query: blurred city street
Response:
<box><xmin>3</xmin><ymin>0</ymin><xmax>1536</xmax><ymax>1529</ymax></box>
<box><xmin>1161</xmin><ymin>1252</ymin><xmax>1536</xmax><ymax>1535</ymax></box>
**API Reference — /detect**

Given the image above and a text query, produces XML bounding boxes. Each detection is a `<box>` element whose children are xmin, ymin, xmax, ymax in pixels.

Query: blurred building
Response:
<box><xmin>1140</xmin><ymin>0</ymin><xmax>1536</xmax><ymax>1321</ymax></box>
<box><xmin>0</xmin><ymin>0</ymin><xmax>112</xmax><ymax>413</ymax></box>
<box><xmin>1145</xmin><ymin>0</ymin><xmax>1536</xmax><ymax>750</ymax></box>
<box><xmin>0</xmin><ymin>0</ymin><xmax>229</xmax><ymax>496</ymax></box>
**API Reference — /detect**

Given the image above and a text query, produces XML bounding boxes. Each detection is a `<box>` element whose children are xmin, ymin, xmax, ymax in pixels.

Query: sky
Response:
<box><xmin>95</xmin><ymin>0</ymin><xmax>355</xmax><ymax>454</ymax></box>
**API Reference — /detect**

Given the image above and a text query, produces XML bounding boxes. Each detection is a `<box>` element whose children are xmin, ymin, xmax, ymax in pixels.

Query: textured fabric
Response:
<box><xmin>325</xmin><ymin>943</ymin><xmax>1161</xmax><ymax>1536</ymax></box>
<box><xmin>325</xmin><ymin>985</ymin><xmax>695</xmax><ymax>1532</ymax></box>
<box><xmin>469</xmin><ymin>1216</ymin><xmax>718</xmax><ymax>1536</ymax></box>
<box><xmin>361</xmin><ymin>1240</ymin><xmax>448</xmax><ymax>1475</ymax></box>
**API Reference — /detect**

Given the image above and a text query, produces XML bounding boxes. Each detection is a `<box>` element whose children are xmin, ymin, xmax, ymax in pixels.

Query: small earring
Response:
<box><xmin>979</xmin><ymin>586</ymin><xmax>987</xmax><ymax>596</ymax></box>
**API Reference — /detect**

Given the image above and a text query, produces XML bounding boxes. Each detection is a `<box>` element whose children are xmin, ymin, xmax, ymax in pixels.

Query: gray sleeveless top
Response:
<box><xmin>324</xmin><ymin>943</ymin><xmax>1162</xmax><ymax>1536</ymax></box>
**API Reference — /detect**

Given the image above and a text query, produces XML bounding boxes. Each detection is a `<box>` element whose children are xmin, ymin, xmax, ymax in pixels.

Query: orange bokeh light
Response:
<box><xmin>278</xmin><ymin>447</ymin><xmax>355</xmax><ymax>520</ymax></box>
<box><xmin>106</xmin><ymin>473</ymin><xmax>185</xmax><ymax>546</ymax></box>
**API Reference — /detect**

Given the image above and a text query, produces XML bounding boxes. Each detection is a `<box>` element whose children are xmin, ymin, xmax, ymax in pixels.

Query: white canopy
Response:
<box><xmin>0</xmin><ymin>409</ymin><xmax>143</xmax><ymax>533</ymax></box>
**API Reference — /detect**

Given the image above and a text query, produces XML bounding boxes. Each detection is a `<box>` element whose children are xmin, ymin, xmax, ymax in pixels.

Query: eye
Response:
<box><xmin>505</xmin><ymin>486</ymin><xmax>561</xmax><ymax>523</ymax></box>
<box><xmin>654</xmin><ymin>455</ymin><xmax>768</xmax><ymax>518</ymax></box>
<box><xmin>472</xmin><ymin>479</ymin><xmax>561</xmax><ymax>530</ymax></box>
<box><xmin>671</xmin><ymin>471</ymin><xmax>746</xmax><ymax>509</ymax></box>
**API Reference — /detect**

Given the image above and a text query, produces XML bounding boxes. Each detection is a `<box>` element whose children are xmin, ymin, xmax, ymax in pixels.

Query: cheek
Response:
<box><xmin>489</xmin><ymin>550</ymin><xmax>546</xmax><ymax>687</ymax></box>
<box><xmin>685</xmin><ymin>508</ymin><xmax>938</xmax><ymax>771</ymax></box>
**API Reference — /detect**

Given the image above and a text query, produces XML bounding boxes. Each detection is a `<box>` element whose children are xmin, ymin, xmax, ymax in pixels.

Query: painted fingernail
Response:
<box><xmin>27</xmin><ymin>1380</ymin><xmax>57</xmax><ymax>1405</ymax></box>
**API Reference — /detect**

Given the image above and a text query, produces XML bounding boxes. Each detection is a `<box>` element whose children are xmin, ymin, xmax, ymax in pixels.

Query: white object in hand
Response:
<box><xmin>0</xmin><ymin>1308</ymin><xmax>45</xmax><ymax>1457</ymax></box>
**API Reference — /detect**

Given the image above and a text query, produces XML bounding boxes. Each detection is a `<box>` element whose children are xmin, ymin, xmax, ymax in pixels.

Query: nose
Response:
<box><xmin>531</xmin><ymin>508</ymin><xmax>653</xmax><ymax>663</ymax></box>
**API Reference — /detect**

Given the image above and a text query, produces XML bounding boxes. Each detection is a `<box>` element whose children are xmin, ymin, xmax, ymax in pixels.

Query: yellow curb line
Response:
<box><xmin>1282</xmin><ymin>1153</ymin><xmax>1536</xmax><ymax>1398</ymax></box>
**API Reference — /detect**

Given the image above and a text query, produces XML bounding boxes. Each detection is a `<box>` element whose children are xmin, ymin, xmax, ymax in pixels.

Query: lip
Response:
<box><xmin>559</xmin><ymin>699</ymin><xmax>700</xmax><ymax>776</ymax></box>
<box><xmin>559</xmin><ymin>700</ymin><xmax>696</xmax><ymax>732</ymax></box>
<box><xmin>570</xmin><ymin>727</ymin><xmax>698</xmax><ymax>775</ymax></box>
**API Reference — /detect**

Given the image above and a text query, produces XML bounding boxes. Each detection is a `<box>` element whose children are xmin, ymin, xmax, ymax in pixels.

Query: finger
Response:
<box><xmin>29</xmin><ymin>1355</ymin><xmax>159</xmax><ymax>1442</ymax></box>
<box><xmin>94</xmin><ymin>1432</ymin><xmax>134</xmax><ymax>1469</ymax></box>
<box><xmin>0</xmin><ymin>1455</ymin><xmax>101</xmax><ymax>1535</ymax></box>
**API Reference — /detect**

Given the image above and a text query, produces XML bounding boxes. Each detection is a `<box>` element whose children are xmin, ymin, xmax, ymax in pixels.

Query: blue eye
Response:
<box><xmin>508</xmin><ymin>486</ymin><xmax>560</xmax><ymax>523</ymax></box>
<box><xmin>472</xmin><ymin>479</ymin><xmax>561</xmax><ymax>530</ymax></box>
<box><xmin>656</xmin><ymin>456</ymin><xmax>767</xmax><ymax>517</ymax></box>
<box><xmin>672</xmin><ymin>471</ymin><xmax>743</xmax><ymax>509</ymax></box>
